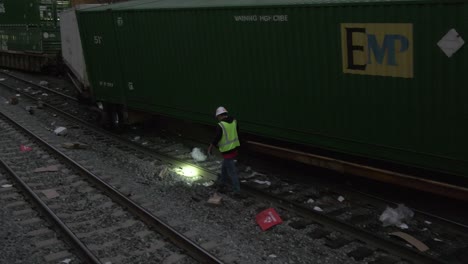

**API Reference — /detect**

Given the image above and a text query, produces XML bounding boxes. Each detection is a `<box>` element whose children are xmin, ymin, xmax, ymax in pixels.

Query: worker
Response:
<box><xmin>208</xmin><ymin>106</ymin><xmax>241</xmax><ymax>194</ymax></box>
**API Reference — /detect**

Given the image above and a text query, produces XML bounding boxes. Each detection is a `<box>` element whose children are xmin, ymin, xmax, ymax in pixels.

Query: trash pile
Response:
<box><xmin>191</xmin><ymin>147</ymin><xmax>207</xmax><ymax>162</ymax></box>
<box><xmin>379</xmin><ymin>204</ymin><xmax>414</xmax><ymax>229</ymax></box>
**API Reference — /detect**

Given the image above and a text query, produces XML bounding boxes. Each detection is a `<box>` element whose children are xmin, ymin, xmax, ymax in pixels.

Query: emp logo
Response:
<box><xmin>341</xmin><ymin>23</ymin><xmax>413</xmax><ymax>78</ymax></box>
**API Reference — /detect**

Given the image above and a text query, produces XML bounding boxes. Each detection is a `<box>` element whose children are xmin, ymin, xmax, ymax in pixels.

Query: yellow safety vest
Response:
<box><xmin>218</xmin><ymin>120</ymin><xmax>240</xmax><ymax>152</ymax></box>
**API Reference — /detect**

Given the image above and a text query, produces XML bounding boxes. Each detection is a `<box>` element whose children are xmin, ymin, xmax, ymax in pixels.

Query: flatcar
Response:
<box><xmin>71</xmin><ymin>0</ymin><xmax>467</xmax><ymax>179</ymax></box>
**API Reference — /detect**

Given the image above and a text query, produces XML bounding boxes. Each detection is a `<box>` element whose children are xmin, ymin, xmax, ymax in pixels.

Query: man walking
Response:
<box><xmin>208</xmin><ymin>106</ymin><xmax>241</xmax><ymax>193</ymax></box>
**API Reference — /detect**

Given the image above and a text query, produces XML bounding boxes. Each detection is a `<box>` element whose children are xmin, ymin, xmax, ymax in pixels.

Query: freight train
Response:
<box><xmin>0</xmin><ymin>0</ymin><xmax>71</xmax><ymax>72</ymax></box>
<box><xmin>0</xmin><ymin>0</ymin><xmax>128</xmax><ymax>72</ymax></box>
<box><xmin>62</xmin><ymin>0</ymin><xmax>467</xmax><ymax>179</ymax></box>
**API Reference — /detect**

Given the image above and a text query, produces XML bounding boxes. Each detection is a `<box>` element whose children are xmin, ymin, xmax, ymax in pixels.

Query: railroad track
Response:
<box><xmin>0</xmin><ymin>111</ymin><xmax>222</xmax><ymax>263</ymax></box>
<box><xmin>0</xmin><ymin>161</ymin><xmax>80</xmax><ymax>263</ymax></box>
<box><xmin>0</xmin><ymin>70</ymin><xmax>99</xmax><ymax>124</ymax></box>
<box><xmin>1</xmin><ymin>70</ymin><xmax>468</xmax><ymax>263</ymax></box>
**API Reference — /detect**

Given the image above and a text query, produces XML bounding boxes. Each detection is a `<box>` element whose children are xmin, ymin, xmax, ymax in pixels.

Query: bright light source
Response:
<box><xmin>179</xmin><ymin>166</ymin><xmax>198</xmax><ymax>177</ymax></box>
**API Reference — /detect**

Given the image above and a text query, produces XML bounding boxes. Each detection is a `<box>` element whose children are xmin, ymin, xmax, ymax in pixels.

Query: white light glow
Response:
<box><xmin>180</xmin><ymin>166</ymin><xmax>198</xmax><ymax>177</ymax></box>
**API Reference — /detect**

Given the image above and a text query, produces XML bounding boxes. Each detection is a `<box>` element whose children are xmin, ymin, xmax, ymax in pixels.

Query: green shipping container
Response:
<box><xmin>0</xmin><ymin>0</ymin><xmax>70</xmax><ymax>26</ymax></box>
<box><xmin>78</xmin><ymin>0</ymin><xmax>468</xmax><ymax>177</ymax></box>
<box><xmin>0</xmin><ymin>26</ymin><xmax>61</xmax><ymax>53</ymax></box>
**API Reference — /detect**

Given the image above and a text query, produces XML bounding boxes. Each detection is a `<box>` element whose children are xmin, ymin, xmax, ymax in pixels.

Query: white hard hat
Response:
<box><xmin>215</xmin><ymin>106</ymin><xmax>228</xmax><ymax>117</ymax></box>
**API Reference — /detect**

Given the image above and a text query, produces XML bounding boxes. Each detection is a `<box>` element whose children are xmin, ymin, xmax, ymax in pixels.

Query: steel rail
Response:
<box><xmin>242</xmin><ymin>184</ymin><xmax>446</xmax><ymax>264</ymax></box>
<box><xmin>246</xmin><ymin>141</ymin><xmax>468</xmax><ymax>202</ymax></box>
<box><xmin>0</xmin><ymin>70</ymin><xmax>78</xmax><ymax>102</ymax></box>
<box><xmin>0</xmin><ymin>77</ymin><xmax>458</xmax><ymax>264</ymax></box>
<box><xmin>0</xmin><ymin>81</ymin><xmax>217</xmax><ymax>182</ymax></box>
<box><xmin>0</xmin><ymin>111</ymin><xmax>224</xmax><ymax>264</ymax></box>
<box><xmin>0</xmin><ymin>128</ymin><xmax>101</xmax><ymax>264</ymax></box>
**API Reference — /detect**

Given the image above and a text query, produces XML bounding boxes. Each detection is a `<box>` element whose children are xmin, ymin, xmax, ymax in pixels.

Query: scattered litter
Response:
<box><xmin>256</xmin><ymin>208</ymin><xmax>282</xmax><ymax>231</ymax></box>
<box><xmin>313</xmin><ymin>206</ymin><xmax>323</xmax><ymax>212</ymax></box>
<box><xmin>338</xmin><ymin>196</ymin><xmax>345</xmax><ymax>202</ymax></box>
<box><xmin>1</xmin><ymin>184</ymin><xmax>12</xmax><ymax>188</ymax></box>
<box><xmin>253</xmin><ymin>180</ymin><xmax>271</xmax><ymax>186</ymax></box>
<box><xmin>62</xmin><ymin>142</ymin><xmax>89</xmax><ymax>149</ymax></box>
<box><xmin>41</xmin><ymin>93</ymin><xmax>48</xmax><ymax>96</ymax></box>
<box><xmin>424</xmin><ymin>221</ymin><xmax>432</xmax><ymax>225</ymax></box>
<box><xmin>202</xmin><ymin>181</ymin><xmax>214</xmax><ymax>187</ymax></box>
<box><xmin>25</xmin><ymin>106</ymin><xmax>34</xmax><ymax>115</ymax></box>
<box><xmin>141</xmin><ymin>141</ymin><xmax>148</xmax><ymax>146</ymax></box>
<box><xmin>133</xmin><ymin>136</ymin><xmax>140</xmax><ymax>141</ymax></box>
<box><xmin>191</xmin><ymin>148</ymin><xmax>207</xmax><ymax>162</ymax></box>
<box><xmin>39</xmin><ymin>81</ymin><xmax>48</xmax><ymax>86</ymax></box>
<box><xmin>16</xmin><ymin>94</ymin><xmax>20</xmax><ymax>97</ymax></box>
<box><xmin>20</xmin><ymin>145</ymin><xmax>32</xmax><ymax>152</ymax></box>
<box><xmin>245</xmin><ymin>166</ymin><xmax>252</xmax><ymax>172</ymax></box>
<box><xmin>9</xmin><ymin>97</ymin><xmax>18</xmax><ymax>105</ymax></box>
<box><xmin>268</xmin><ymin>254</ymin><xmax>277</xmax><ymax>258</ymax></box>
<box><xmin>379</xmin><ymin>204</ymin><xmax>414</xmax><ymax>227</ymax></box>
<box><xmin>306</xmin><ymin>199</ymin><xmax>315</xmax><ymax>204</ymax></box>
<box><xmin>248</xmin><ymin>171</ymin><xmax>266</xmax><ymax>178</ymax></box>
<box><xmin>158</xmin><ymin>166</ymin><xmax>170</xmax><ymax>178</ymax></box>
<box><xmin>207</xmin><ymin>192</ymin><xmax>222</xmax><ymax>206</ymax></box>
<box><xmin>34</xmin><ymin>165</ymin><xmax>60</xmax><ymax>173</ymax></box>
<box><xmin>0</xmin><ymin>78</ymin><xmax>5</xmax><ymax>81</ymax></box>
<box><xmin>61</xmin><ymin>258</ymin><xmax>72</xmax><ymax>264</ymax></box>
<box><xmin>241</xmin><ymin>180</ymin><xmax>247</xmax><ymax>183</ymax></box>
<box><xmin>390</xmin><ymin>232</ymin><xmax>429</xmax><ymax>252</ymax></box>
<box><xmin>41</xmin><ymin>189</ymin><xmax>60</xmax><ymax>199</ymax></box>
<box><xmin>434</xmin><ymin>238</ymin><xmax>443</xmax><ymax>242</ymax></box>
<box><xmin>398</xmin><ymin>223</ymin><xmax>409</xmax><ymax>230</ymax></box>
<box><xmin>54</xmin><ymin>127</ymin><xmax>68</xmax><ymax>136</ymax></box>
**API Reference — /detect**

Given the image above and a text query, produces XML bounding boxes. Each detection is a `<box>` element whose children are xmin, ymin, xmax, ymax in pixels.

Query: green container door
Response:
<box><xmin>77</xmin><ymin>10</ymin><xmax>124</xmax><ymax>104</ymax></box>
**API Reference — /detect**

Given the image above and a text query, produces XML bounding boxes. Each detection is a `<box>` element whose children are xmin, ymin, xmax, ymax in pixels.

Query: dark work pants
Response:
<box><xmin>220</xmin><ymin>158</ymin><xmax>240</xmax><ymax>192</ymax></box>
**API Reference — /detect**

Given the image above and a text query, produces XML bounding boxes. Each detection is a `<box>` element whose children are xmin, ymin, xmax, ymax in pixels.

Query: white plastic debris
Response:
<box><xmin>141</xmin><ymin>141</ymin><xmax>148</xmax><ymax>146</ymax></box>
<box><xmin>158</xmin><ymin>167</ymin><xmax>169</xmax><ymax>178</ymax></box>
<box><xmin>379</xmin><ymin>204</ymin><xmax>414</xmax><ymax>227</ymax></box>
<box><xmin>398</xmin><ymin>223</ymin><xmax>409</xmax><ymax>230</ymax></box>
<box><xmin>338</xmin><ymin>196</ymin><xmax>345</xmax><ymax>202</ymax></box>
<box><xmin>39</xmin><ymin>81</ymin><xmax>48</xmax><ymax>86</ymax></box>
<box><xmin>313</xmin><ymin>206</ymin><xmax>323</xmax><ymax>212</ymax></box>
<box><xmin>16</xmin><ymin>94</ymin><xmax>20</xmax><ymax>97</ymax></box>
<box><xmin>54</xmin><ymin>127</ymin><xmax>68</xmax><ymax>136</ymax></box>
<box><xmin>0</xmin><ymin>78</ymin><xmax>5</xmax><ymax>81</ymax></box>
<box><xmin>61</xmin><ymin>258</ymin><xmax>72</xmax><ymax>264</ymax></box>
<box><xmin>1</xmin><ymin>184</ymin><xmax>12</xmax><ymax>188</ymax></box>
<box><xmin>268</xmin><ymin>254</ymin><xmax>277</xmax><ymax>258</ymax></box>
<box><xmin>245</xmin><ymin>171</ymin><xmax>267</xmax><ymax>179</ymax></box>
<box><xmin>424</xmin><ymin>221</ymin><xmax>432</xmax><ymax>225</ymax></box>
<box><xmin>306</xmin><ymin>198</ymin><xmax>315</xmax><ymax>204</ymax></box>
<box><xmin>253</xmin><ymin>180</ymin><xmax>271</xmax><ymax>186</ymax></box>
<box><xmin>202</xmin><ymin>181</ymin><xmax>214</xmax><ymax>187</ymax></box>
<box><xmin>191</xmin><ymin>148</ymin><xmax>207</xmax><ymax>162</ymax></box>
<box><xmin>434</xmin><ymin>238</ymin><xmax>443</xmax><ymax>242</ymax></box>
